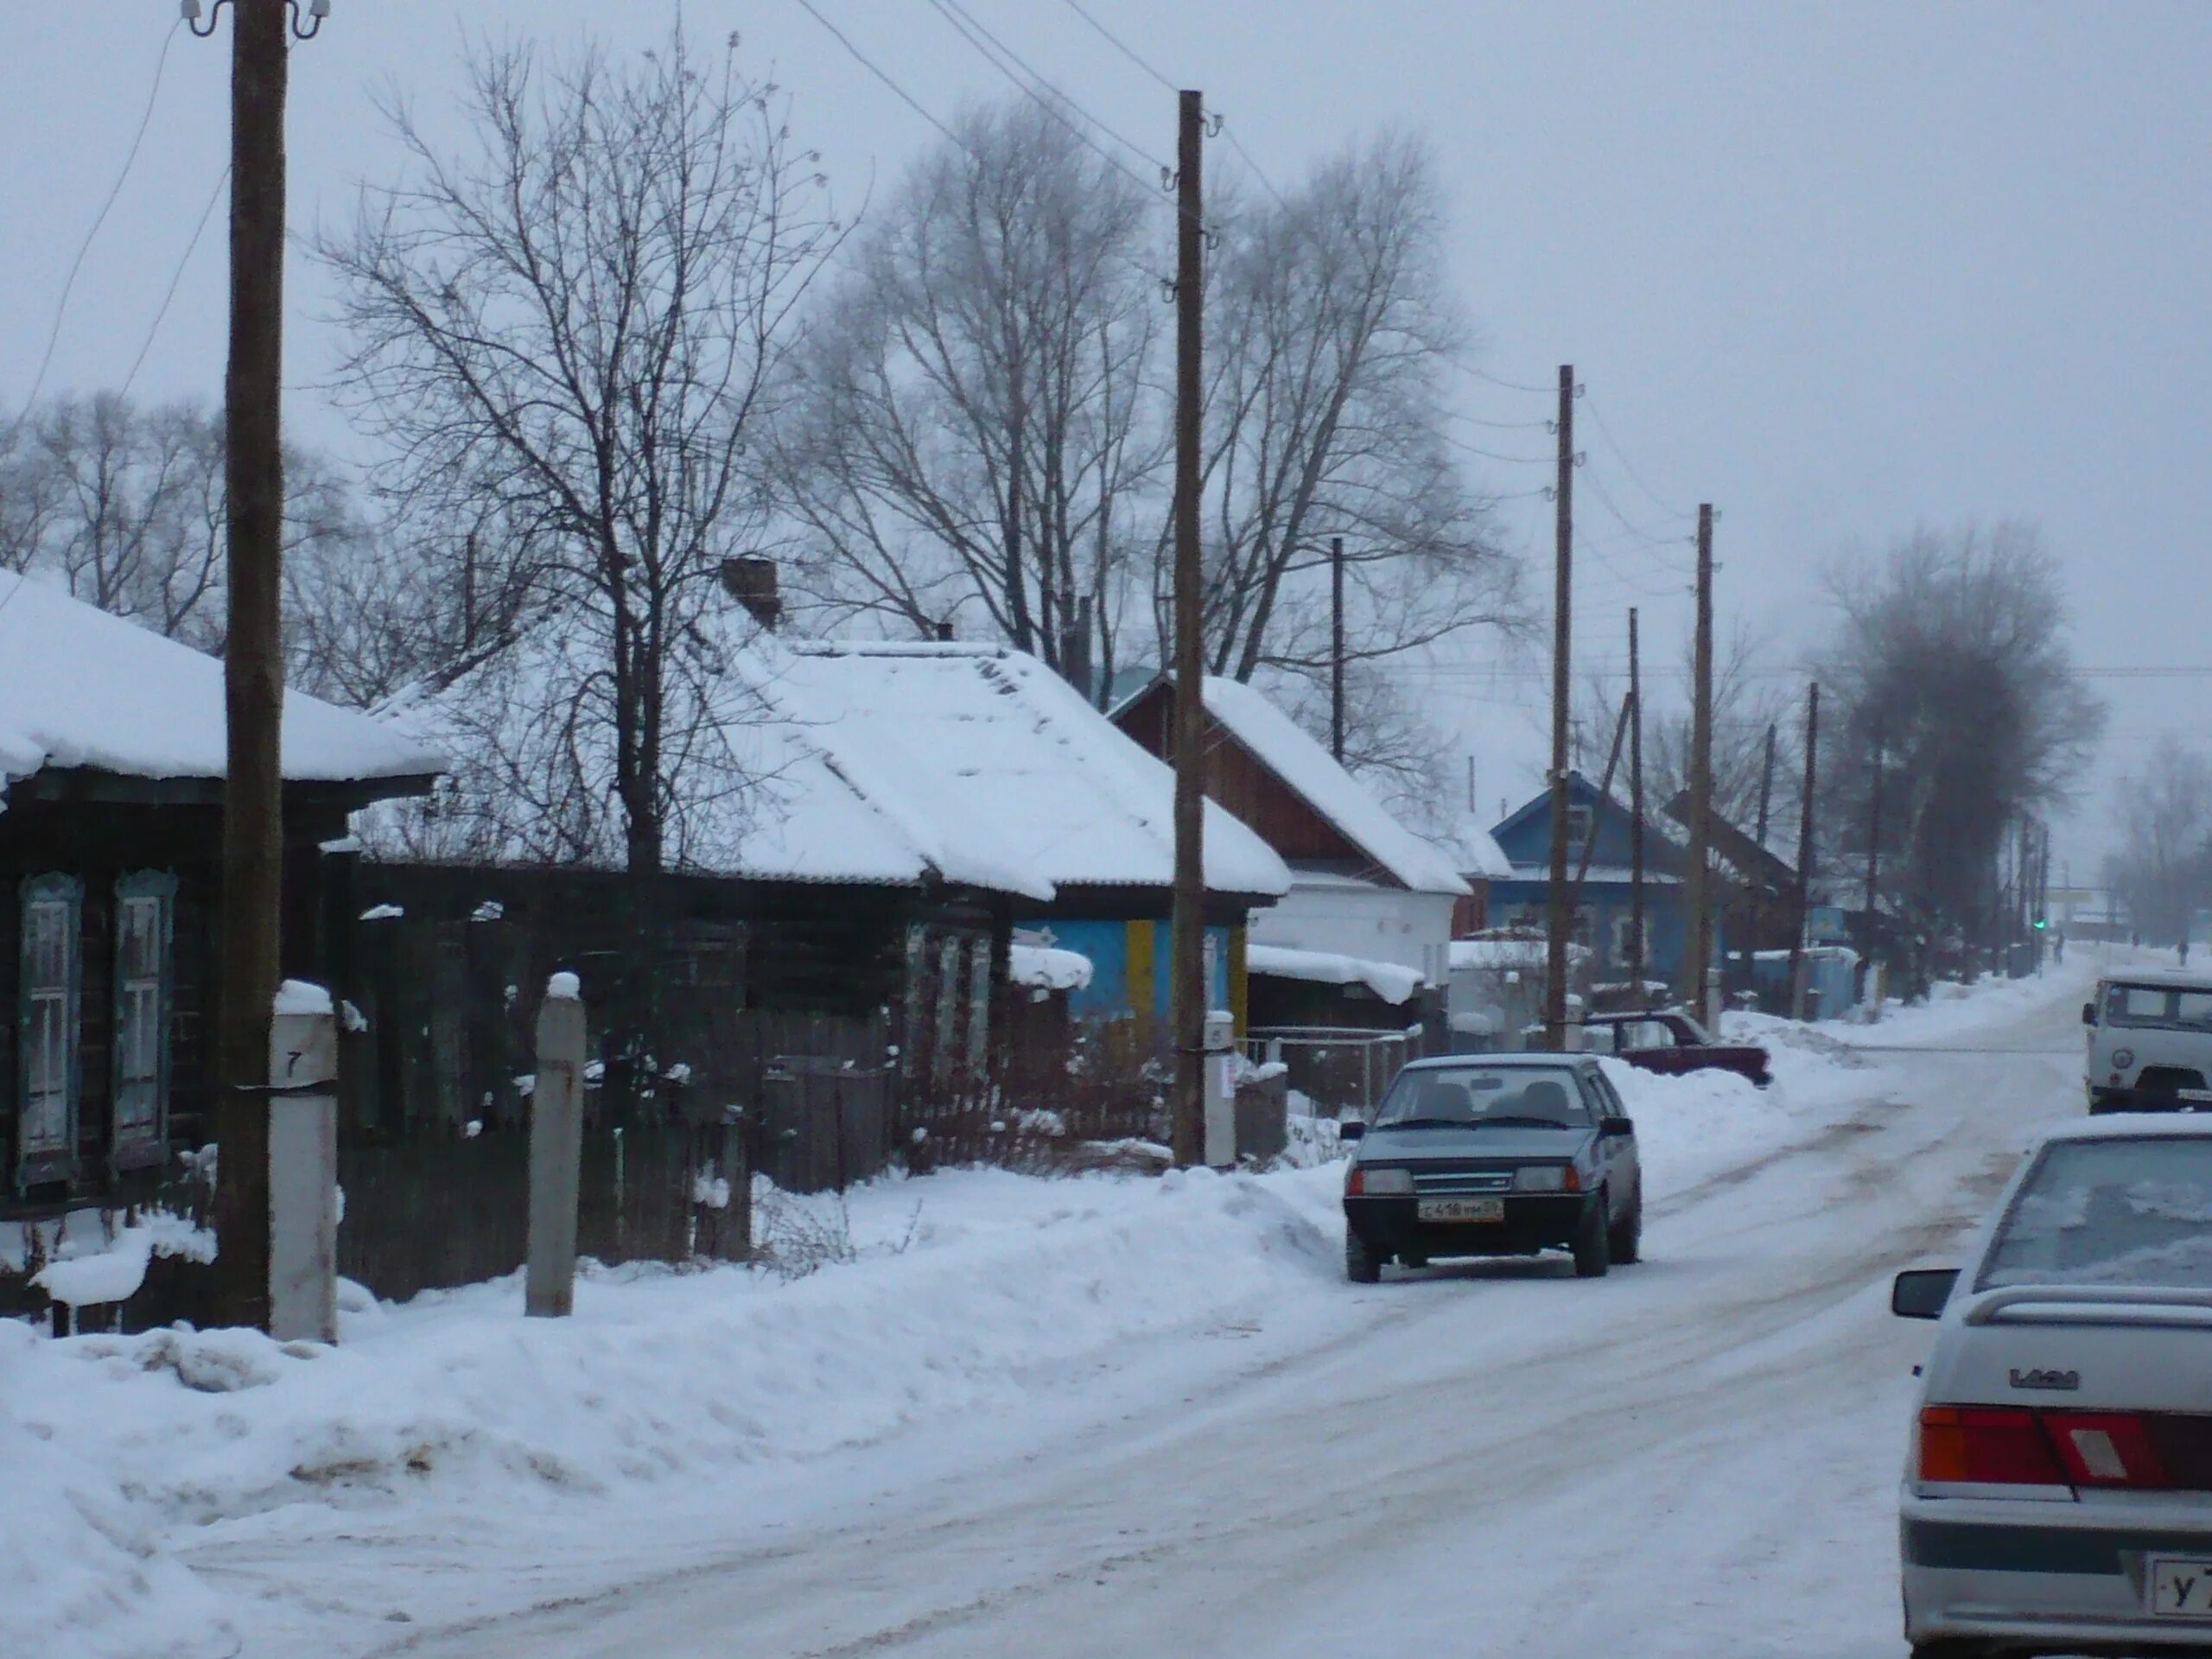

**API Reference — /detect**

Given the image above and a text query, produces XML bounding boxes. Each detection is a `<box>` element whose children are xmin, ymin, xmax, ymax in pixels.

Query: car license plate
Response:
<box><xmin>1417</xmin><ymin>1197</ymin><xmax>1503</xmax><ymax>1223</ymax></box>
<box><xmin>2151</xmin><ymin>1558</ymin><xmax>2212</xmax><ymax>1619</ymax></box>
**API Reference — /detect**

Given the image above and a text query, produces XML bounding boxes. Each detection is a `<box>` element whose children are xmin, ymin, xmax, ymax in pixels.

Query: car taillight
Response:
<box><xmin>2044</xmin><ymin>1412</ymin><xmax>2172</xmax><ymax>1489</ymax></box>
<box><xmin>1917</xmin><ymin>1407</ymin><xmax>2067</xmax><ymax>1485</ymax></box>
<box><xmin>1345</xmin><ymin>1166</ymin><xmax>1364</xmax><ymax>1197</ymax></box>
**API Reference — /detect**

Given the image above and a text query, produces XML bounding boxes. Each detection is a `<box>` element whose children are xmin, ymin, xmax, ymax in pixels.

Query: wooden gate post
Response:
<box><xmin>268</xmin><ymin>980</ymin><xmax>339</xmax><ymax>1344</ymax></box>
<box><xmin>527</xmin><ymin>973</ymin><xmax>587</xmax><ymax>1317</ymax></box>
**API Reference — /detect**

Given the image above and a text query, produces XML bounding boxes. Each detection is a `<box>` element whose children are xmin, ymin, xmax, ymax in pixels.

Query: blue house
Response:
<box><xmin>1485</xmin><ymin>772</ymin><xmax>1711</xmax><ymax>990</ymax></box>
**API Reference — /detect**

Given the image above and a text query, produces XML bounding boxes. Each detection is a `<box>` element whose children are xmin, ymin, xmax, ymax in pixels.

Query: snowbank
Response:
<box><xmin>0</xmin><ymin>1165</ymin><xmax>1344</xmax><ymax>1654</ymax></box>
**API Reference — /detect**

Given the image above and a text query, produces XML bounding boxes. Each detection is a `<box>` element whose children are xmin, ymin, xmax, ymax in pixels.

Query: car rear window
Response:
<box><xmin>1978</xmin><ymin>1136</ymin><xmax>2212</xmax><ymax>1291</ymax></box>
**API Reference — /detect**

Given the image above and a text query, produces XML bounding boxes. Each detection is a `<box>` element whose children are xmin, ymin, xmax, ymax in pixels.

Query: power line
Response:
<box><xmin>791</xmin><ymin>0</ymin><xmax>966</xmax><ymax>149</ymax></box>
<box><xmin>1581</xmin><ymin>461</ymin><xmax>1693</xmax><ymax>549</ymax></box>
<box><xmin>1217</xmin><ymin>121</ymin><xmax>1287</xmax><ymax>207</ymax></box>
<box><xmin>1467</xmin><ymin>365</ymin><xmax>1560</xmax><ymax>396</ymax></box>
<box><xmin>1452</xmin><ymin>410</ymin><xmax>1554</xmax><ymax>432</ymax></box>
<box><xmin>120</xmin><ymin>164</ymin><xmax>230</xmax><ymax>399</ymax></box>
<box><xmin>1581</xmin><ymin>391</ymin><xmax>1692</xmax><ymax>522</ymax></box>
<box><xmin>923</xmin><ymin>0</ymin><xmax>1172</xmax><ymax>201</ymax></box>
<box><xmin>1056</xmin><ymin>0</ymin><xmax>1178</xmax><ymax>91</ymax></box>
<box><xmin>10</xmin><ymin>19</ymin><xmax>182</xmax><ymax>431</ymax></box>
<box><xmin>1442</xmin><ymin>430</ymin><xmax>1560</xmax><ymax>466</ymax></box>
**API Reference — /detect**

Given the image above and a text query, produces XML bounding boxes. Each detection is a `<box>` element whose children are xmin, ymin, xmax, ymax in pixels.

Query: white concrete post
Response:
<box><xmin>268</xmin><ymin>980</ymin><xmax>339</xmax><ymax>1344</ymax></box>
<box><xmin>1705</xmin><ymin>967</ymin><xmax>1725</xmax><ymax>1033</ymax></box>
<box><xmin>527</xmin><ymin>973</ymin><xmax>587</xmax><ymax>1318</ymax></box>
<box><xmin>1203</xmin><ymin>1010</ymin><xmax>1236</xmax><ymax>1168</ymax></box>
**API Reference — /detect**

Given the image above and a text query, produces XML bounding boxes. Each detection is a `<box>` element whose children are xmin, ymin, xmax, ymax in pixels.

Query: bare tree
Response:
<box><xmin>2104</xmin><ymin>735</ymin><xmax>2212</xmax><ymax>949</ymax></box>
<box><xmin>1175</xmin><ymin>131</ymin><xmax>1520</xmax><ymax>698</ymax></box>
<box><xmin>781</xmin><ymin>98</ymin><xmax>1164</xmax><ymax>694</ymax></box>
<box><xmin>1816</xmin><ymin>523</ymin><xmax>2104</xmax><ymax>943</ymax></box>
<box><xmin>317</xmin><ymin>28</ymin><xmax>839</xmax><ymax>875</ymax></box>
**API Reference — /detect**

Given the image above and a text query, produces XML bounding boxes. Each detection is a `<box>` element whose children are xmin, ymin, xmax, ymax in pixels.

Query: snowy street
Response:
<box><xmin>12</xmin><ymin>964</ymin><xmax>2077</xmax><ymax>1659</ymax></box>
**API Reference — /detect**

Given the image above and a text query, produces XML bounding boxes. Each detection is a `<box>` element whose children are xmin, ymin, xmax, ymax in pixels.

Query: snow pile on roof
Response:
<box><xmin>0</xmin><ymin>570</ymin><xmax>440</xmax><ymax>791</ymax></box>
<box><xmin>742</xmin><ymin>646</ymin><xmax>1289</xmax><ymax>900</ymax></box>
<box><xmin>1433</xmin><ymin>820</ymin><xmax>1513</xmax><ymax>880</ymax></box>
<box><xmin>1009</xmin><ymin>942</ymin><xmax>1093</xmax><ymax>992</ymax></box>
<box><xmin>1246</xmin><ymin>943</ymin><xmax>1424</xmax><ymax>1004</ymax></box>
<box><xmin>375</xmin><ymin>636</ymin><xmax>1289</xmax><ymax>901</ymax></box>
<box><xmin>1197</xmin><ymin>677</ymin><xmax>1469</xmax><ymax>896</ymax></box>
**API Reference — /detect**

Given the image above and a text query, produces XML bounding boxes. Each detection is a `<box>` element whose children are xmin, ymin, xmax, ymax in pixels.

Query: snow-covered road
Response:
<box><xmin>185</xmin><ymin>972</ymin><xmax>2088</xmax><ymax>1659</ymax></box>
<box><xmin>9</xmin><ymin>961</ymin><xmax>2115</xmax><ymax>1659</ymax></box>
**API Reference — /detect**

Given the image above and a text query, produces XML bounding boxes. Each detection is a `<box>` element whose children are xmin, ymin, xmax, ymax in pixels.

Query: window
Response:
<box><xmin>111</xmin><ymin>872</ymin><xmax>175</xmax><ymax>1172</ymax></box>
<box><xmin>17</xmin><ymin>874</ymin><xmax>83</xmax><ymax>1186</ymax></box>
<box><xmin>1566</xmin><ymin>804</ymin><xmax>1595</xmax><ymax>852</ymax></box>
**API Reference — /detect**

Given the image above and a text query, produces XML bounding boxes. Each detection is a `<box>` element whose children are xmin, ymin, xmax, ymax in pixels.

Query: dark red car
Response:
<box><xmin>1581</xmin><ymin>1010</ymin><xmax>1772</xmax><ymax>1088</ymax></box>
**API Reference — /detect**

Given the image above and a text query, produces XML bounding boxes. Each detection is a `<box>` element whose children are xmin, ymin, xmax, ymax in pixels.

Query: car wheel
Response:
<box><xmin>1608</xmin><ymin>1183</ymin><xmax>1643</xmax><ymax>1265</ymax></box>
<box><xmin>1345</xmin><ymin>1228</ymin><xmax>1382</xmax><ymax>1285</ymax></box>
<box><xmin>1572</xmin><ymin>1195</ymin><xmax>1611</xmax><ymax>1278</ymax></box>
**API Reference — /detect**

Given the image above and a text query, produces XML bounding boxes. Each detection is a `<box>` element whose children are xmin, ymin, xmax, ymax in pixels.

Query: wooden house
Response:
<box><xmin>0</xmin><ymin>574</ymin><xmax>437</xmax><ymax>1268</ymax></box>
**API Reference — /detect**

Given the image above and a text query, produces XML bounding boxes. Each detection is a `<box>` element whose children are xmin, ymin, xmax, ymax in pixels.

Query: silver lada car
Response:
<box><xmin>1893</xmin><ymin>1115</ymin><xmax>2212</xmax><ymax>1656</ymax></box>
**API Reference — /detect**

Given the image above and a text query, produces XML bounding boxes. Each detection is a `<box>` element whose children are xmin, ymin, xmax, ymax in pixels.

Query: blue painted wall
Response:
<box><xmin>1033</xmin><ymin>919</ymin><xmax>1233</xmax><ymax>1020</ymax></box>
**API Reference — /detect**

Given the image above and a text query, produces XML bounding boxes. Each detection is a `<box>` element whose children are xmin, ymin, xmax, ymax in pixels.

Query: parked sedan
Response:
<box><xmin>1340</xmin><ymin>1054</ymin><xmax>1641</xmax><ymax>1283</ymax></box>
<box><xmin>1892</xmin><ymin>1114</ymin><xmax>2212</xmax><ymax>1656</ymax></box>
<box><xmin>1581</xmin><ymin>1009</ymin><xmax>1772</xmax><ymax>1088</ymax></box>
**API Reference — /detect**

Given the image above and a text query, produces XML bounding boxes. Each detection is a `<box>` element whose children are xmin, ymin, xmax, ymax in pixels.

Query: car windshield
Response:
<box><xmin>1978</xmin><ymin>1136</ymin><xmax>2212</xmax><ymax>1291</ymax></box>
<box><xmin>2101</xmin><ymin>982</ymin><xmax>2212</xmax><ymax>1032</ymax></box>
<box><xmin>1372</xmin><ymin>1065</ymin><xmax>1589</xmax><ymax>1129</ymax></box>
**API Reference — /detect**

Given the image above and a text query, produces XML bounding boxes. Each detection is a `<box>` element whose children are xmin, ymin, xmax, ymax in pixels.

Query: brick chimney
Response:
<box><xmin>720</xmin><ymin>556</ymin><xmax>782</xmax><ymax>630</ymax></box>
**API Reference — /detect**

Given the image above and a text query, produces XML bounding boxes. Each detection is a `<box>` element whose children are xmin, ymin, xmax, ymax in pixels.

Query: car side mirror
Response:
<box><xmin>2082</xmin><ymin>1001</ymin><xmax>2096</xmax><ymax>1027</ymax></box>
<box><xmin>1891</xmin><ymin>1268</ymin><xmax>1959</xmax><ymax>1319</ymax></box>
<box><xmin>1338</xmin><ymin>1119</ymin><xmax>1366</xmax><ymax>1143</ymax></box>
<box><xmin>1599</xmin><ymin>1116</ymin><xmax>1635</xmax><ymax>1138</ymax></box>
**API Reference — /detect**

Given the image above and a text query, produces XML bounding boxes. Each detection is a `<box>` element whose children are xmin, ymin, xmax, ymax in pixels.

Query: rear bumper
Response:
<box><xmin>2089</xmin><ymin>1084</ymin><xmax>2212</xmax><ymax>1114</ymax></box>
<box><xmin>1344</xmin><ymin>1193</ymin><xmax>1592</xmax><ymax>1259</ymax></box>
<box><xmin>1902</xmin><ymin>1504</ymin><xmax>2212</xmax><ymax>1649</ymax></box>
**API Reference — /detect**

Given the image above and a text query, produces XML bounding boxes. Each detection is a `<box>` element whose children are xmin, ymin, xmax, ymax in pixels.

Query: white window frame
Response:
<box><xmin>111</xmin><ymin>871</ymin><xmax>176</xmax><ymax>1173</ymax></box>
<box><xmin>1566</xmin><ymin>804</ymin><xmax>1596</xmax><ymax>853</ymax></box>
<box><xmin>16</xmin><ymin>873</ymin><xmax>84</xmax><ymax>1188</ymax></box>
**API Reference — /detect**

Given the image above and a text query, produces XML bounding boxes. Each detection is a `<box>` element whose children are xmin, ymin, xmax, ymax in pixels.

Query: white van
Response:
<box><xmin>2084</xmin><ymin>969</ymin><xmax>2212</xmax><ymax>1112</ymax></box>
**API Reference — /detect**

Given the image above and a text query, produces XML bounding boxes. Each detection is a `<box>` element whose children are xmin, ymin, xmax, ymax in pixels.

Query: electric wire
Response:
<box><xmin>1466</xmin><ymin>365</ymin><xmax>1560</xmax><ymax>397</ymax></box>
<box><xmin>10</xmin><ymin>19</ymin><xmax>182</xmax><ymax>433</ymax></box>
<box><xmin>1056</xmin><ymin>0</ymin><xmax>1178</xmax><ymax>91</ymax></box>
<box><xmin>791</xmin><ymin>0</ymin><xmax>966</xmax><ymax>149</ymax></box>
<box><xmin>1581</xmin><ymin>462</ymin><xmax>1694</xmax><ymax>550</ymax></box>
<box><xmin>120</xmin><ymin>164</ymin><xmax>230</xmax><ymax>399</ymax></box>
<box><xmin>928</xmin><ymin>0</ymin><xmax>1170</xmax><ymax>178</ymax></box>
<box><xmin>1581</xmin><ymin>391</ymin><xmax>1693</xmax><ymax>522</ymax></box>
<box><xmin>922</xmin><ymin>0</ymin><xmax>1172</xmax><ymax>203</ymax></box>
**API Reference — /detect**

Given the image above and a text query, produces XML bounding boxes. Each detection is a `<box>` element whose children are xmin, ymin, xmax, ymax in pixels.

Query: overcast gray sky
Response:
<box><xmin>3</xmin><ymin>1</ymin><xmax>2207</xmax><ymax>873</ymax></box>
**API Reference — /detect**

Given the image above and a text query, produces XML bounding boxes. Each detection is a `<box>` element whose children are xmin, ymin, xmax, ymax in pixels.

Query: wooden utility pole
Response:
<box><xmin>1683</xmin><ymin>504</ymin><xmax>1715</xmax><ymax>1018</ymax></box>
<box><xmin>1789</xmin><ymin>683</ymin><xmax>1820</xmax><ymax>1020</ymax></box>
<box><xmin>1168</xmin><ymin>90</ymin><xmax>1207</xmax><ymax>1166</ymax></box>
<box><xmin>1866</xmin><ymin>721</ymin><xmax>1885</xmax><ymax>918</ymax></box>
<box><xmin>212</xmin><ymin>0</ymin><xmax>292</xmax><ymax>1332</ymax></box>
<box><xmin>1755</xmin><ymin>723</ymin><xmax>1777</xmax><ymax>849</ymax></box>
<box><xmin>1628</xmin><ymin>607</ymin><xmax>1646</xmax><ymax>998</ymax></box>
<box><xmin>1542</xmin><ymin>365</ymin><xmax>1575</xmax><ymax>1051</ymax></box>
<box><xmin>1330</xmin><ymin>535</ymin><xmax>1346</xmax><ymax>763</ymax></box>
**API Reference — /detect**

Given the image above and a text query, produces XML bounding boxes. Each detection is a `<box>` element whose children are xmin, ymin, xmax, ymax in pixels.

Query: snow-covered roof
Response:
<box><xmin>1192</xmin><ymin>677</ymin><xmax>1469</xmax><ymax>897</ymax></box>
<box><xmin>0</xmin><ymin>571</ymin><xmax>439</xmax><ymax>793</ymax></box>
<box><xmin>748</xmin><ymin>647</ymin><xmax>1290</xmax><ymax>901</ymax></box>
<box><xmin>1503</xmin><ymin>863</ymin><xmax>1682</xmax><ymax>887</ymax></box>
<box><xmin>1433</xmin><ymin>821</ymin><xmax>1513</xmax><ymax>880</ymax></box>
<box><xmin>1008</xmin><ymin>942</ymin><xmax>1094</xmax><ymax>992</ymax></box>
<box><xmin>371</xmin><ymin>632</ymin><xmax>1289</xmax><ymax>901</ymax></box>
<box><xmin>1245</xmin><ymin>943</ymin><xmax>1424</xmax><ymax>1005</ymax></box>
